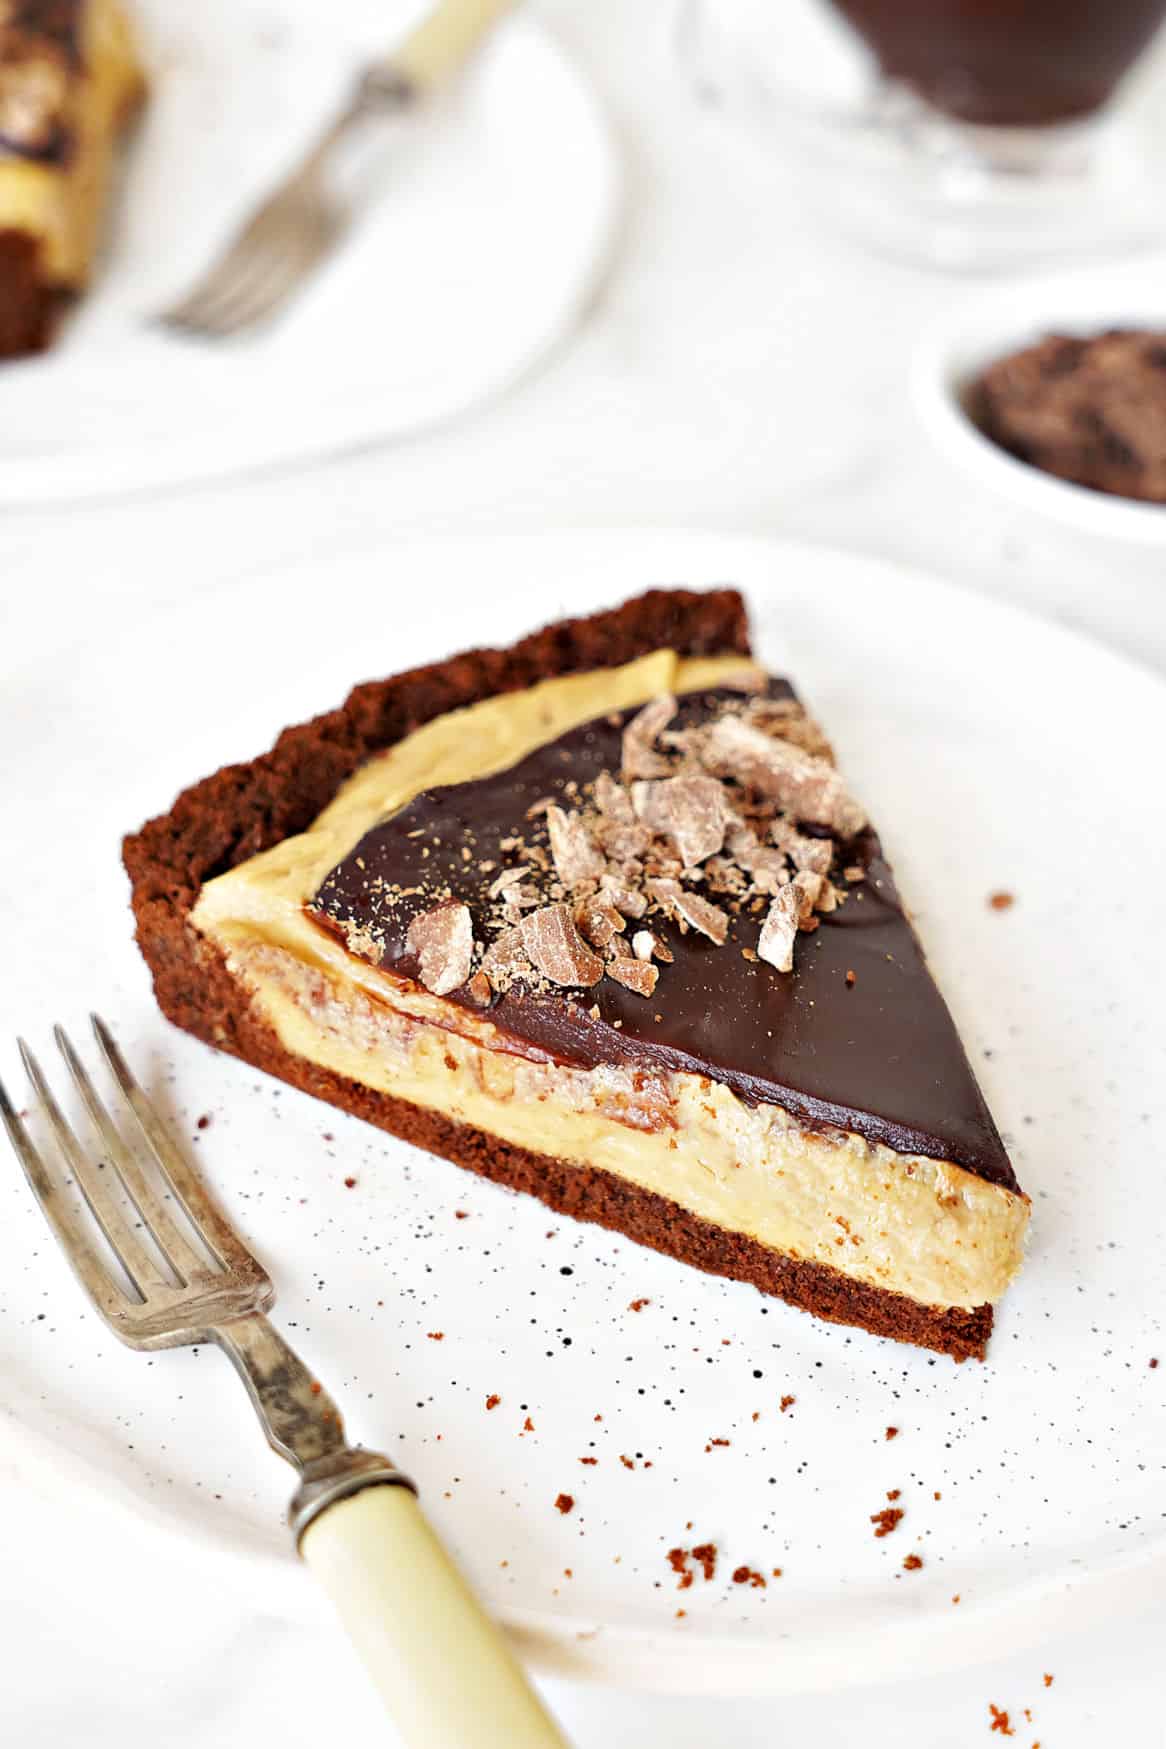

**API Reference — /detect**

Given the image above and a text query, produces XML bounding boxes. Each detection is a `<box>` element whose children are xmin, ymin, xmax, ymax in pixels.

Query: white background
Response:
<box><xmin>3</xmin><ymin>1</ymin><xmax>1166</xmax><ymax>1742</ymax></box>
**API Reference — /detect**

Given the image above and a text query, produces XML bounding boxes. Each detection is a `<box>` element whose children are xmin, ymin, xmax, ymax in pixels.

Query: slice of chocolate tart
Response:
<box><xmin>125</xmin><ymin>589</ymin><xmax>1027</xmax><ymax>1360</ymax></box>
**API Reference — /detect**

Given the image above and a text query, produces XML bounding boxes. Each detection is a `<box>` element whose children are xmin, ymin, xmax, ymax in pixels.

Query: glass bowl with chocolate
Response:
<box><xmin>679</xmin><ymin>0</ymin><xmax>1166</xmax><ymax>269</ymax></box>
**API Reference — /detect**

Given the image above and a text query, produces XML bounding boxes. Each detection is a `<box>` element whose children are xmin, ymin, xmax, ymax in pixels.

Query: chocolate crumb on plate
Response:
<box><xmin>871</xmin><ymin>1506</ymin><xmax>904</xmax><ymax>1538</ymax></box>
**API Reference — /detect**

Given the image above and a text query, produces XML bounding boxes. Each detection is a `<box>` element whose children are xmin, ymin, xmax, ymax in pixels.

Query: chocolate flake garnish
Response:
<box><xmin>608</xmin><ymin>956</ymin><xmax>659</xmax><ymax>997</ymax></box>
<box><xmin>546</xmin><ymin>804</ymin><xmax>606</xmax><ymax>888</ymax></box>
<box><xmin>771</xmin><ymin>818</ymin><xmax>834</xmax><ymax>877</ymax></box>
<box><xmin>488</xmin><ymin>866</ymin><xmax>529</xmax><ymax>899</ymax></box>
<box><xmin>342</xmin><ymin>924</ymin><xmax>385</xmax><ymax>965</ymax></box>
<box><xmin>480</xmin><ymin>926</ymin><xmax>534</xmax><ymax>993</ymax></box>
<box><xmin>595</xmin><ymin>769</ymin><xmax>634</xmax><ymax>822</ymax></box>
<box><xmin>622</xmin><ymin>694</ymin><xmax>676</xmax><ymax>781</ymax></box>
<box><xmin>700</xmin><ymin>716</ymin><xmax>866</xmax><ymax>837</ymax></box>
<box><xmin>648</xmin><ymin>878</ymin><xmax>729</xmax><ymax>945</ymax></box>
<box><xmin>466</xmin><ymin>970</ymin><xmax>493</xmax><ymax>1006</ymax></box>
<box><xmin>746</xmin><ymin>694</ymin><xmax>834</xmax><ymax>760</ymax></box>
<box><xmin>577</xmin><ymin>900</ymin><xmax>625</xmax><ymax>948</ymax></box>
<box><xmin>792</xmin><ymin>869</ymin><xmax>827</xmax><ymax>923</ymax></box>
<box><xmin>631</xmin><ymin>774</ymin><xmax>728</xmax><ymax>869</ymax></box>
<box><xmin>727</xmin><ymin>824</ymin><xmax>790</xmax><ymax>895</ymax></box>
<box><xmin>405</xmin><ymin>900</ymin><xmax>474</xmax><ymax>996</ymax></box>
<box><xmin>518</xmin><ymin>904</ymin><xmax>604</xmax><ymax>987</ymax></box>
<box><xmin>758</xmin><ymin>886</ymin><xmax>800</xmax><ymax>973</ymax></box>
<box><xmin>325</xmin><ymin>679</ymin><xmax>861</xmax><ymax>1014</ymax></box>
<box><xmin>600</xmin><ymin>871</ymin><xmax>648</xmax><ymax>918</ymax></box>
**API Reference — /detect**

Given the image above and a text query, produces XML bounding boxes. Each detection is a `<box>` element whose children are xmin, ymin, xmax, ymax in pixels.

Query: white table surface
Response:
<box><xmin>3</xmin><ymin>2</ymin><xmax>1165</xmax><ymax>1742</ymax></box>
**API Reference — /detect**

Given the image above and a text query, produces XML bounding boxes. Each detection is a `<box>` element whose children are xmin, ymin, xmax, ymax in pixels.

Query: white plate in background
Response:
<box><xmin>0</xmin><ymin>1</ymin><xmax>616</xmax><ymax>505</ymax></box>
<box><xmin>913</xmin><ymin>259</ymin><xmax>1166</xmax><ymax>543</ymax></box>
<box><xmin>2</xmin><ymin>530</ymin><xmax>1164</xmax><ymax>1693</ymax></box>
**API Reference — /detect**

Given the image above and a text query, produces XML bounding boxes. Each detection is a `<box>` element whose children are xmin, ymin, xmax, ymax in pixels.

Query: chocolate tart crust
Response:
<box><xmin>123</xmin><ymin>586</ymin><xmax>992</xmax><ymax>1361</ymax></box>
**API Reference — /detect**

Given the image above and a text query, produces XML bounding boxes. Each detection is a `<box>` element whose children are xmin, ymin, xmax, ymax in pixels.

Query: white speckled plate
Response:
<box><xmin>0</xmin><ymin>0</ymin><xmax>616</xmax><ymax>505</ymax></box>
<box><xmin>2</xmin><ymin>531</ymin><xmax>1164</xmax><ymax>1695</ymax></box>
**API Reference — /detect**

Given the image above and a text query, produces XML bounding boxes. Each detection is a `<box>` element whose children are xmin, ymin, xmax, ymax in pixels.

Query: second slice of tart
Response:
<box><xmin>0</xmin><ymin>0</ymin><xmax>144</xmax><ymax>357</ymax></box>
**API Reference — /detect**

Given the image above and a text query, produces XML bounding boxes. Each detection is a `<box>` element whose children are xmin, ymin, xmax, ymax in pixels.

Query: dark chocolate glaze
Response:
<box><xmin>311</xmin><ymin>686</ymin><xmax>1018</xmax><ymax>1193</ymax></box>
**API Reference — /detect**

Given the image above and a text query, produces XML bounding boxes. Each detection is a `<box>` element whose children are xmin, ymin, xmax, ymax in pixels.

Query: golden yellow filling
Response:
<box><xmin>192</xmin><ymin>651</ymin><xmax>1029</xmax><ymax>1312</ymax></box>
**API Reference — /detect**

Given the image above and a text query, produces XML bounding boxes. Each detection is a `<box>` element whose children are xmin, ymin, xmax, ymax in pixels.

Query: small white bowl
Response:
<box><xmin>912</xmin><ymin>259</ymin><xmax>1166</xmax><ymax>544</ymax></box>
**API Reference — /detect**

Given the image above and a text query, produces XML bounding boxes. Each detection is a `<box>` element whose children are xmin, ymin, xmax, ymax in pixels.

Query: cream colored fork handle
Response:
<box><xmin>393</xmin><ymin>0</ymin><xmax>518</xmax><ymax>90</ymax></box>
<box><xmin>301</xmin><ymin>1485</ymin><xmax>569</xmax><ymax>1747</ymax></box>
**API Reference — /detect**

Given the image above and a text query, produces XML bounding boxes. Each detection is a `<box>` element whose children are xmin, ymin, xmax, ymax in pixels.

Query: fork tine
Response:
<box><xmin>54</xmin><ymin>1025</ymin><xmax>211</xmax><ymax>1286</ymax></box>
<box><xmin>211</xmin><ymin>245</ymin><xmax>326</xmax><ymax>335</ymax></box>
<box><xmin>91</xmin><ymin>1016</ymin><xmax>266</xmax><ymax>1282</ymax></box>
<box><xmin>160</xmin><ymin>203</ymin><xmax>296</xmax><ymax>335</ymax></box>
<box><xmin>0</xmin><ymin>1067</ymin><xmax>138</xmax><ymax>1330</ymax></box>
<box><xmin>163</xmin><ymin>258</ymin><xmax>268</xmax><ymax>337</ymax></box>
<box><xmin>19</xmin><ymin>1040</ymin><xmax>175</xmax><ymax>1298</ymax></box>
<box><xmin>166</xmin><ymin>244</ymin><xmax>309</xmax><ymax>338</ymax></box>
<box><xmin>162</xmin><ymin>200</ymin><xmax>339</xmax><ymax>338</ymax></box>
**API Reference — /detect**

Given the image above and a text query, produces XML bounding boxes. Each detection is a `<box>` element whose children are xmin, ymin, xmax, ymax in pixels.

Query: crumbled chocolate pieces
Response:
<box><xmin>648</xmin><ymin>878</ymin><xmax>730</xmax><ymax>945</ymax></box>
<box><xmin>323</xmin><ymin>679</ymin><xmax>864</xmax><ymax>1009</ymax></box>
<box><xmin>667</xmin><ymin>1541</ymin><xmax>718</xmax><ymax>1590</ymax></box>
<box><xmin>631</xmin><ymin>774</ymin><xmax>728</xmax><ymax>868</ymax></box>
<box><xmin>577</xmin><ymin>899</ymin><xmax>625</xmax><ymax>949</ymax></box>
<box><xmin>757</xmin><ymin>885</ymin><xmax>800</xmax><ymax>973</ymax></box>
<box><xmin>726</xmin><ymin>823</ymin><xmax>788</xmax><ymax>895</ymax></box>
<box><xmin>871</xmin><ymin>1506</ymin><xmax>904</xmax><ymax>1537</ymax></box>
<box><xmin>546</xmin><ymin>804</ymin><xmax>606</xmax><ymax>887</ymax></box>
<box><xmin>771</xmin><ymin>818</ymin><xmax>834</xmax><ymax>877</ymax></box>
<box><xmin>699</xmin><ymin>715</ymin><xmax>867</xmax><ymax>836</ymax></box>
<box><xmin>608</xmin><ymin>955</ymin><xmax>659</xmax><ymax>997</ymax></box>
<box><xmin>973</xmin><ymin>328</ymin><xmax>1166</xmax><ymax>505</ymax></box>
<box><xmin>406</xmin><ymin>901</ymin><xmax>474</xmax><ymax>995</ymax></box>
<box><xmin>519</xmin><ymin>904</ymin><xmax>604</xmax><ymax>987</ymax></box>
<box><xmin>746</xmin><ymin>693</ymin><xmax>833</xmax><ymax>760</ymax></box>
<box><xmin>622</xmin><ymin>694</ymin><xmax>677</xmax><ymax>781</ymax></box>
<box><xmin>479</xmin><ymin>925</ymin><xmax>532</xmax><ymax>993</ymax></box>
<box><xmin>465</xmin><ymin>970</ymin><xmax>493</xmax><ymax>1006</ymax></box>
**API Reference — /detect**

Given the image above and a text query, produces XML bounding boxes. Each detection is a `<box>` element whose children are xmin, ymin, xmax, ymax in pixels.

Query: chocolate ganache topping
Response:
<box><xmin>309</xmin><ymin>682</ymin><xmax>1017</xmax><ymax>1191</ymax></box>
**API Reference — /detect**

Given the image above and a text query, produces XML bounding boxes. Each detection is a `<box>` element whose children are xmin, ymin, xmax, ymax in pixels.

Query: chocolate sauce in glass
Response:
<box><xmin>828</xmin><ymin>0</ymin><xmax>1166</xmax><ymax>125</ymax></box>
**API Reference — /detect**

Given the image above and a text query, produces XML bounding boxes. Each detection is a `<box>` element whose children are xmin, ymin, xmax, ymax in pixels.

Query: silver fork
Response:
<box><xmin>159</xmin><ymin>0</ymin><xmax>517</xmax><ymax>339</ymax></box>
<box><xmin>1</xmin><ymin>1015</ymin><xmax>567</xmax><ymax>1749</ymax></box>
